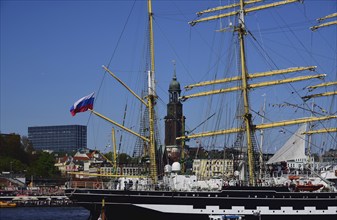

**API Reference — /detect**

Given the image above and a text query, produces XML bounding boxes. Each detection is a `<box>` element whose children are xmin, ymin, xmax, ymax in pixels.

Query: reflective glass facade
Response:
<box><xmin>28</xmin><ymin>125</ymin><xmax>87</xmax><ymax>152</ymax></box>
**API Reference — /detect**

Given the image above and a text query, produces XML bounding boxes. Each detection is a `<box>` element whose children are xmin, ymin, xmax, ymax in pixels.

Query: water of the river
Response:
<box><xmin>0</xmin><ymin>206</ymin><xmax>90</xmax><ymax>220</ymax></box>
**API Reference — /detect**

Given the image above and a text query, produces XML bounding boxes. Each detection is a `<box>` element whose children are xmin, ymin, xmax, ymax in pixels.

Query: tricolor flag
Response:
<box><xmin>70</xmin><ymin>92</ymin><xmax>95</xmax><ymax>116</ymax></box>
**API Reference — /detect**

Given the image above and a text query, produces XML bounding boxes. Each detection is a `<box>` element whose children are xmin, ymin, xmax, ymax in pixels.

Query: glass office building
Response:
<box><xmin>28</xmin><ymin>125</ymin><xmax>87</xmax><ymax>152</ymax></box>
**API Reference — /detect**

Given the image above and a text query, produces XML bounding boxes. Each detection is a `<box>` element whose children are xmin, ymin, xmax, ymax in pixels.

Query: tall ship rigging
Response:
<box><xmin>65</xmin><ymin>0</ymin><xmax>337</xmax><ymax>220</ymax></box>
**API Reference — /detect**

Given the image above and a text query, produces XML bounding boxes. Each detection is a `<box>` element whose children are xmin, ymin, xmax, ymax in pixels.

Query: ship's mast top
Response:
<box><xmin>147</xmin><ymin>0</ymin><xmax>158</xmax><ymax>183</ymax></box>
<box><xmin>185</xmin><ymin>0</ymin><xmax>305</xmax><ymax>186</ymax></box>
<box><xmin>91</xmin><ymin>0</ymin><xmax>159</xmax><ymax>183</ymax></box>
<box><xmin>237</xmin><ymin>0</ymin><xmax>256</xmax><ymax>186</ymax></box>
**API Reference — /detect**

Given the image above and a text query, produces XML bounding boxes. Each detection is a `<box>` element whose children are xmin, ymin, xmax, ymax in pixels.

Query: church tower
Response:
<box><xmin>164</xmin><ymin>63</ymin><xmax>185</xmax><ymax>162</ymax></box>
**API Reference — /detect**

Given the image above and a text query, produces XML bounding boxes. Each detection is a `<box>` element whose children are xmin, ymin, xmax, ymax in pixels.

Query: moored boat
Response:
<box><xmin>0</xmin><ymin>200</ymin><xmax>17</xmax><ymax>208</ymax></box>
<box><xmin>65</xmin><ymin>0</ymin><xmax>337</xmax><ymax>220</ymax></box>
<box><xmin>66</xmin><ymin>185</ymin><xmax>337</xmax><ymax>220</ymax></box>
<box><xmin>293</xmin><ymin>182</ymin><xmax>324</xmax><ymax>192</ymax></box>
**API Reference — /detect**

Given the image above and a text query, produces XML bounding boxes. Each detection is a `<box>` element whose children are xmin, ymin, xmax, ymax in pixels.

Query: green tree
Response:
<box><xmin>27</xmin><ymin>152</ymin><xmax>59</xmax><ymax>178</ymax></box>
<box><xmin>104</xmin><ymin>152</ymin><xmax>114</xmax><ymax>162</ymax></box>
<box><xmin>0</xmin><ymin>157</ymin><xmax>27</xmax><ymax>174</ymax></box>
<box><xmin>118</xmin><ymin>153</ymin><xmax>132</xmax><ymax>164</ymax></box>
<box><xmin>104</xmin><ymin>152</ymin><xmax>134</xmax><ymax>164</ymax></box>
<box><xmin>0</xmin><ymin>133</ymin><xmax>28</xmax><ymax>163</ymax></box>
<box><xmin>0</xmin><ymin>134</ymin><xmax>30</xmax><ymax>172</ymax></box>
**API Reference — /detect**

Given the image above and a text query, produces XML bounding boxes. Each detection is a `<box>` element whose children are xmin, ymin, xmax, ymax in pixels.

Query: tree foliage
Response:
<box><xmin>0</xmin><ymin>134</ymin><xmax>30</xmax><ymax>164</ymax></box>
<box><xmin>0</xmin><ymin>157</ymin><xmax>27</xmax><ymax>174</ymax></box>
<box><xmin>27</xmin><ymin>152</ymin><xmax>60</xmax><ymax>178</ymax></box>
<box><xmin>0</xmin><ymin>134</ymin><xmax>59</xmax><ymax>178</ymax></box>
<box><xmin>104</xmin><ymin>152</ymin><xmax>141</xmax><ymax>164</ymax></box>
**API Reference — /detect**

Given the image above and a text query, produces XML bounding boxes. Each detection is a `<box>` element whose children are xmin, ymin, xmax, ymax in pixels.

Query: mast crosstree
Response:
<box><xmin>180</xmin><ymin>0</ymin><xmax>336</xmax><ymax>186</ymax></box>
<box><xmin>76</xmin><ymin>0</ymin><xmax>159</xmax><ymax>183</ymax></box>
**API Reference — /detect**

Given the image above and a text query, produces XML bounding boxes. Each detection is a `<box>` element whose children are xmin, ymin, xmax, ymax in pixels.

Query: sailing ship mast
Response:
<box><xmin>237</xmin><ymin>0</ymin><xmax>255</xmax><ymax>186</ymax></box>
<box><xmin>112</xmin><ymin>128</ymin><xmax>117</xmax><ymax>174</ymax></box>
<box><xmin>73</xmin><ymin>0</ymin><xmax>159</xmax><ymax>183</ymax></box>
<box><xmin>147</xmin><ymin>0</ymin><xmax>158</xmax><ymax>183</ymax></box>
<box><xmin>178</xmin><ymin>0</ymin><xmax>336</xmax><ymax>186</ymax></box>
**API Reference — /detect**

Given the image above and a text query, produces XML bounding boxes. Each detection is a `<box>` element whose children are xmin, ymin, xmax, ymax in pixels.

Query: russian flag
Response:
<box><xmin>70</xmin><ymin>92</ymin><xmax>95</xmax><ymax>116</ymax></box>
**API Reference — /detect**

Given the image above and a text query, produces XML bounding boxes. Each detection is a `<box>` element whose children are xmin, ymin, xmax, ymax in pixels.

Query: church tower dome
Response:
<box><xmin>169</xmin><ymin>71</ymin><xmax>181</xmax><ymax>92</ymax></box>
<box><xmin>168</xmin><ymin>63</ymin><xmax>181</xmax><ymax>103</ymax></box>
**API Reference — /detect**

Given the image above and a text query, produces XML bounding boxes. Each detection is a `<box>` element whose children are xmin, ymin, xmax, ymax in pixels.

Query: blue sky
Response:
<box><xmin>1</xmin><ymin>0</ymin><xmax>336</xmax><ymax>156</ymax></box>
